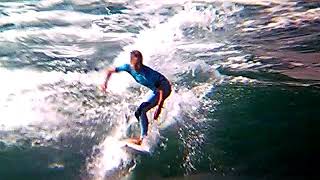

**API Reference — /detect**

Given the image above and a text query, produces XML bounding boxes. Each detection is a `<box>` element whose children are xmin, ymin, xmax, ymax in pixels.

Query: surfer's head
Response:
<box><xmin>130</xmin><ymin>50</ymin><xmax>143</xmax><ymax>71</ymax></box>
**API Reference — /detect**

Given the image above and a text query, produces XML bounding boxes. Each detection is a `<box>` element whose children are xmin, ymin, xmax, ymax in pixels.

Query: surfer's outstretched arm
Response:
<box><xmin>101</xmin><ymin>64</ymin><xmax>130</xmax><ymax>92</ymax></box>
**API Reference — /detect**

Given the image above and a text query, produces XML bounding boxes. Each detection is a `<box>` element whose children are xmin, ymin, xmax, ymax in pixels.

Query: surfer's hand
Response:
<box><xmin>153</xmin><ymin>106</ymin><xmax>162</xmax><ymax>120</ymax></box>
<box><xmin>100</xmin><ymin>84</ymin><xmax>107</xmax><ymax>92</ymax></box>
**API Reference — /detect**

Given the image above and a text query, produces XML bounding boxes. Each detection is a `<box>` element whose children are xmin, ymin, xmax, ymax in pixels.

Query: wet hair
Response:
<box><xmin>130</xmin><ymin>50</ymin><xmax>143</xmax><ymax>65</ymax></box>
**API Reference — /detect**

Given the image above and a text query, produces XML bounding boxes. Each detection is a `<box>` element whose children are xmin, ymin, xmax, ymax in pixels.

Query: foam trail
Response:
<box><xmin>87</xmin><ymin>113</ymin><xmax>142</xmax><ymax>180</ymax></box>
<box><xmin>86</xmin><ymin>87</ymin><xmax>203</xmax><ymax>180</ymax></box>
<box><xmin>88</xmin><ymin>88</ymin><xmax>200</xmax><ymax>179</ymax></box>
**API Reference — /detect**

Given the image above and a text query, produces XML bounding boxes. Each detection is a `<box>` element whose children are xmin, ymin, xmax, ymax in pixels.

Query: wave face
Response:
<box><xmin>0</xmin><ymin>0</ymin><xmax>319</xmax><ymax>180</ymax></box>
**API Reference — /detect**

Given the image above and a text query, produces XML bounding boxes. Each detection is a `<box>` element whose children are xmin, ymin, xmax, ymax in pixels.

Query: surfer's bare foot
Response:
<box><xmin>136</xmin><ymin>139</ymin><xmax>142</xmax><ymax>145</ymax></box>
<box><xmin>127</xmin><ymin>138</ymin><xmax>142</xmax><ymax>145</ymax></box>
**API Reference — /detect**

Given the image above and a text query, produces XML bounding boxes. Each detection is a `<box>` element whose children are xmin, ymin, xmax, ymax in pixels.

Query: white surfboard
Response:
<box><xmin>121</xmin><ymin>141</ymin><xmax>151</xmax><ymax>155</ymax></box>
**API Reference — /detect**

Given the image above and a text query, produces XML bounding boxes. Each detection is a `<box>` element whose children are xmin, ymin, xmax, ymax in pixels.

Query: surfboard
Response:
<box><xmin>121</xmin><ymin>141</ymin><xmax>151</xmax><ymax>155</ymax></box>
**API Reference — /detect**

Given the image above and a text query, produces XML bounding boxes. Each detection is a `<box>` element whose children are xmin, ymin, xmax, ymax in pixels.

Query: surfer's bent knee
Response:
<box><xmin>135</xmin><ymin>102</ymin><xmax>151</xmax><ymax>120</ymax></box>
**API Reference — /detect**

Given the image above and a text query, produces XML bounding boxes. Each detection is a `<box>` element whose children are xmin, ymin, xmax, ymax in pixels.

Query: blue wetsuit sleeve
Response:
<box><xmin>115</xmin><ymin>64</ymin><xmax>130</xmax><ymax>72</ymax></box>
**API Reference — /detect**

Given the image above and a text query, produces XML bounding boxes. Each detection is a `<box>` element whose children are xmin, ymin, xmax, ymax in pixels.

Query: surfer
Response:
<box><xmin>101</xmin><ymin>50</ymin><xmax>172</xmax><ymax>145</ymax></box>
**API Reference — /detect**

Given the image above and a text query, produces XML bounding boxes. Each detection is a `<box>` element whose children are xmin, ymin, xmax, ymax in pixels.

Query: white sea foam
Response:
<box><xmin>0</xmin><ymin>68</ymin><xmax>104</xmax><ymax>130</ymax></box>
<box><xmin>0</xmin><ymin>10</ymin><xmax>101</xmax><ymax>27</ymax></box>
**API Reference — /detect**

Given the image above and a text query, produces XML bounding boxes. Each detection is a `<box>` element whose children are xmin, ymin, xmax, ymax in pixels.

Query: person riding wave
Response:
<box><xmin>101</xmin><ymin>50</ymin><xmax>172</xmax><ymax>145</ymax></box>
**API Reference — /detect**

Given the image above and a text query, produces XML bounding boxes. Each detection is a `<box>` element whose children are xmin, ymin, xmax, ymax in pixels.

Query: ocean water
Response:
<box><xmin>0</xmin><ymin>0</ymin><xmax>319</xmax><ymax>180</ymax></box>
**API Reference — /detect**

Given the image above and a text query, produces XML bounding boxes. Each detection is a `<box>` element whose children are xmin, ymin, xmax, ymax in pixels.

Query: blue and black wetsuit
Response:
<box><xmin>115</xmin><ymin>64</ymin><xmax>171</xmax><ymax>138</ymax></box>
